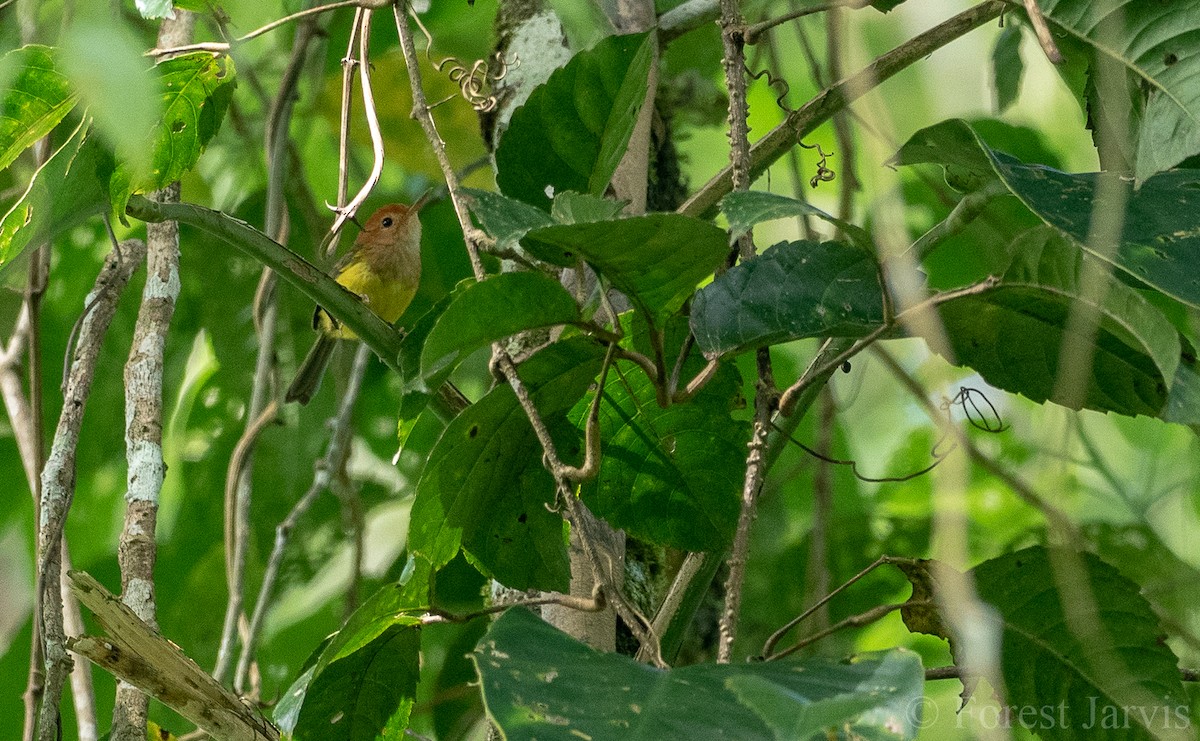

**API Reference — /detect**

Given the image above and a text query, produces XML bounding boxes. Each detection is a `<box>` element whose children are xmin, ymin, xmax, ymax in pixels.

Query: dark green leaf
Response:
<box><xmin>421</xmin><ymin>272</ymin><xmax>581</xmax><ymax>386</ymax></box>
<box><xmin>462</xmin><ymin>187</ymin><xmax>553</xmax><ymax>248</ymax></box>
<box><xmin>575</xmin><ymin>355</ymin><xmax>747</xmax><ymax>551</ymax></box>
<box><xmin>889</xmin><ymin>119</ymin><xmax>996</xmax><ymax>193</ymax></box>
<box><xmin>691</xmin><ymin>240</ymin><xmax>886</xmax><ymax>356</ymax></box>
<box><xmin>0</xmin><ymin>122</ymin><xmax>112</xmax><ymax>274</ymax></box>
<box><xmin>409</xmin><ymin>339</ymin><xmax>606</xmax><ymax>591</ymax></box>
<box><xmin>474</xmin><ymin>608</ymin><xmax>924</xmax><ymax>740</ymax></box>
<box><xmin>1033</xmin><ymin>0</ymin><xmax>1200</xmax><ymax>178</ymax></box>
<box><xmin>931</xmin><ymin>228</ymin><xmax>1180</xmax><ymax>418</ymax></box>
<box><xmin>720</xmin><ymin>190</ymin><xmax>872</xmax><ymax>249</ymax></box>
<box><xmin>111</xmin><ymin>53</ymin><xmax>236</xmax><ymax>217</ymax></box>
<box><xmin>972</xmin><ymin>546</ymin><xmax>1187</xmax><ymax>740</ymax></box>
<box><xmin>293</xmin><ymin>624</ymin><xmax>421</xmax><ymax>741</ymax></box>
<box><xmin>991</xmin><ymin>23</ymin><xmax>1023</xmax><ymax>112</ymax></box>
<box><xmin>894</xmin><ymin>119</ymin><xmax>1200</xmax><ymax>311</ymax></box>
<box><xmin>523</xmin><ymin>213</ymin><xmax>729</xmax><ymax>322</ymax></box>
<box><xmin>0</xmin><ymin>45</ymin><xmax>77</xmax><ymax>172</ymax></box>
<box><xmin>551</xmin><ymin>191</ymin><xmax>627</xmax><ymax>223</ymax></box>
<box><xmin>495</xmin><ymin>32</ymin><xmax>654</xmax><ymax>209</ymax></box>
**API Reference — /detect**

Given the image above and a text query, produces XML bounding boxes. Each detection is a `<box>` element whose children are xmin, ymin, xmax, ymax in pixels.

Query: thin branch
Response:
<box><xmin>234</xmin><ymin>344</ymin><xmax>372</xmax><ymax>695</ymax></box>
<box><xmin>419</xmin><ymin>588</ymin><xmax>606</xmax><ymax>625</ymax></box>
<box><xmin>761</xmin><ymin>555</ymin><xmax>889</xmax><ymax>658</ymax></box>
<box><xmin>1021</xmin><ymin>0</ymin><xmax>1063</xmax><ymax>64</ymax></box>
<box><xmin>767</xmin><ymin>601</ymin><xmax>919</xmax><ymax>661</ymax></box>
<box><xmin>743</xmin><ymin>0</ymin><xmax>869</xmax><ymax>45</ymax></box>
<box><xmin>679</xmin><ymin>0</ymin><xmax>1006</xmax><ymax>218</ymax></box>
<box><xmin>35</xmin><ymin>240</ymin><xmax>146</xmax><ymax>741</ymax></box>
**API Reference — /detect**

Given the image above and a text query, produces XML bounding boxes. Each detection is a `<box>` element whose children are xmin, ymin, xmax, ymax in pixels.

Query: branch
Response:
<box><xmin>678</xmin><ymin>0</ymin><xmax>1006</xmax><ymax>218</ymax></box>
<box><xmin>743</xmin><ymin>0</ymin><xmax>870</xmax><ymax>45</ymax></box>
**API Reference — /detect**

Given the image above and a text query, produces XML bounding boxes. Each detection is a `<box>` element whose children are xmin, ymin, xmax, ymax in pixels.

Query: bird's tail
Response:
<box><xmin>286</xmin><ymin>335</ymin><xmax>337</xmax><ymax>405</ymax></box>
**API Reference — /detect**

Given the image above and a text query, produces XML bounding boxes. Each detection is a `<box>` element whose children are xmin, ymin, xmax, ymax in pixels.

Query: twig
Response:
<box><xmin>773</xmin><ymin>421</ymin><xmax>953</xmax><ymax>483</ymax></box>
<box><xmin>1021</xmin><ymin>0</ymin><xmax>1063</xmax><ymax>64</ymax></box>
<box><xmin>716</xmin><ymin>0</ymin><xmax>775</xmax><ymax>665</ymax></box>
<box><xmin>767</xmin><ymin>602</ymin><xmax>920</xmax><ymax>661</ymax></box>
<box><xmin>418</xmin><ymin>588</ymin><xmax>606</xmax><ymax>625</ymax></box>
<box><xmin>761</xmin><ymin>555</ymin><xmax>890</xmax><ymax>657</ymax></box>
<box><xmin>393</xmin><ymin>4</ymin><xmax>660</xmax><ymax>662</ymax></box>
<box><xmin>35</xmin><ymin>240</ymin><xmax>146</xmax><ymax>741</ymax></box>
<box><xmin>679</xmin><ymin>1</ymin><xmax>1006</xmax><ymax>218</ymax></box>
<box><xmin>743</xmin><ymin>0</ymin><xmax>869</xmax><ymax>45</ymax></box>
<box><xmin>234</xmin><ymin>344</ymin><xmax>372</xmax><ymax>694</ymax></box>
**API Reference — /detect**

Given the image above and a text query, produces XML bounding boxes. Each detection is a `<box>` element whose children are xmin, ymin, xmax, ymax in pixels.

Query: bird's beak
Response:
<box><xmin>412</xmin><ymin>189</ymin><xmax>434</xmax><ymax>212</ymax></box>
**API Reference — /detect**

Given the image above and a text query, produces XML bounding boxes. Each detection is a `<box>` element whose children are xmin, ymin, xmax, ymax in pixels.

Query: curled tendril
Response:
<box><xmin>945</xmin><ymin>386</ymin><xmax>1008</xmax><ymax>432</ymax></box>
<box><xmin>411</xmin><ymin>6</ymin><xmax>517</xmax><ymax>112</ymax></box>
<box><xmin>744</xmin><ymin>63</ymin><xmax>791</xmax><ymax>113</ymax></box>
<box><xmin>798</xmin><ymin>140</ymin><xmax>836</xmax><ymax>188</ymax></box>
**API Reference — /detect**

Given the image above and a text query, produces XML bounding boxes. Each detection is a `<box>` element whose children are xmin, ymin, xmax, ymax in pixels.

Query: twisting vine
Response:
<box><xmin>410</xmin><ymin>8</ymin><xmax>517</xmax><ymax>113</ymax></box>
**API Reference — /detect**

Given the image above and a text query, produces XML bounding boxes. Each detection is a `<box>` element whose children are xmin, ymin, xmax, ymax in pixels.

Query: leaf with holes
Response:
<box><xmin>409</xmin><ymin>339</ymin><xmax>605</xmax><ymax>592</ymax></box>
<box><xmin>929</xmin><ymin>227</ymin><xmax>1180</xmax><ymax>419</ymax></box>
<box><xmin>0</xmin><ymin>45</ymin><xmax>78</xmax><ymax>172</ymax></box>
<box><xmin>495</xmin><ymin>32</ymin><xmax>653</xmax><ymax>210</ymax></box>
<box><xmin>893</xmin><ymin>119</ymin><xmax>1200</xmax><ymax>311</ymax></box>
<box><xmin>111</xmin><ymin>52</ymin><xmax>236</xmax><ymax>218</ymax></box>
<box><xmin>1031</xmin><ymin>0</ymin><xmax>1200</xmax><ymax>178</ymax></box>
<box><xmin>574</xmin><ymin>353</ymin><xmax>747</xmax><ymax>552</ymax></box>
<box><xmin>474</xmin><ymin>607</ymin><xmax>924</xmax><ymax>740</ymax></box>
<box><xmin>522</xmin><ymin>213</ymin><xmax>730</xmax><ymax>323</ymax></box>
<box><xmin>691</xmin><ymin>239</ymin><xmax>887</xmax><ymax>356</ymax></box>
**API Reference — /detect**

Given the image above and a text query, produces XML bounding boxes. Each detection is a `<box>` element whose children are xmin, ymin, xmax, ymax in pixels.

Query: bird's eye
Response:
<box><xmin>381</xmin><ymin>217</ymin><xmax>394</xmax><ymax>228</ymax></box>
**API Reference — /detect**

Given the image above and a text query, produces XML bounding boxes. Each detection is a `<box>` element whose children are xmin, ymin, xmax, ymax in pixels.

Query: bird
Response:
<box><xmin>286</xmin><ymin>197</ymin><xmax>427</xmax><ymax>405</ymax></box>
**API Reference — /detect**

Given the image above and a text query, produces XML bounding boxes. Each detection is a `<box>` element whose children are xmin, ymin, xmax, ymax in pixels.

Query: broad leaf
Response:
<box><xmin>691</xmin><ymin>240</ymin><xmax>886</xmax><ymax>356</ymax></box>
<box><xmin>111</xmin><ymin>52</ymin><xmax>236</xmax><ymax>217</ymax></box>
<box><xmin>474</xmin><ymin>608</ymin><xmax>924</xmax><ymax>740</ymax></box>
<box><xmin>893</xmin><ymin>119</ymin><xmax>1200</xmax><ymax>311</ymax></box>
<box><xmin>1033</xmin><ymin>0</ymin><xmax>1200</xmax><ymax>178</ymax></box>
<box><xmin>931</xmin><ymin>228</ymin><xmax>1181</xmax><ymax>419</ymax></box>
<box><xmin>409</xmin><ymin>339</ymin><xmax>606</xmax><ymax>591</ymax></box>
<box><xmin>421</xmin><ymin>272</ymin><xmax>581</xmax><ymax>387</ymax></box>
<box><xmin>720</xmin><ymin>190</ymin><xmax>872</xmax><ymax>249</ymax></box>
<box><xmin>972</xmin><ymin>546</ymin><xmax>1188</xmax><ymax>740</ymax></box>
<box><xmin>462</xmin><ymin>187</ymin><xmax>552</xmax><ymax>249</ymax></box>
<box><xmin>495</xmin><ymin>32</ymin><xmax>654</xmax><ymax>209</ymax></box>
<box><xmin>991</xmin><ymin>23</ymin><xmax>1022</xmax><ymax>112</ymax></box>
<box><xmin>292</xmin><ymin>624</ymin><xmax>421</xmax><ymax>741</ymax></box>
<box><xmin>551</xmin><ymin>191</ymin><xmax>627</xmax><ymax>223</ymax></box>
<box><xmin>575</xmin><ymin>353</ymin><xmax>748</xmax><ymax>552</ymax></box>
<box><xmin>0</xmin><ymin>45</ymin><xmax>77</xmax><ymax>172</ymax></box>
<box><xmin>523</xmin><ymin>213</ymin><xmax>729</xmax><ymax>322</ymax></box>
<box><xmin>0</xmin><ymin>122</ymin><xmax>111</xmax><ymax>273</ymax></box>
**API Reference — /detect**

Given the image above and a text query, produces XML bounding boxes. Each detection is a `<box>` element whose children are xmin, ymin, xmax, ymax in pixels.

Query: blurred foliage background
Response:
<box><xmin>1</xmin><ymin>0</ymin><xmax>1198</xmax><ymax>738</ymax></box>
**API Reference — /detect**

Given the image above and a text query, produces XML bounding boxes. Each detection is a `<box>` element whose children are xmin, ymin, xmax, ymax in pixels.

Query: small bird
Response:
<box><xmin>286</xmin><ymin>197</ymin><xmax>427</xmax><ymax>405</ymax></box>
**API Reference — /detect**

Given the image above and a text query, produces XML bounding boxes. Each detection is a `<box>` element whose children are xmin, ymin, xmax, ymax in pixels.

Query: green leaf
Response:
<box><xmin>889</xmin><ymin>119</ymin><xmax>996</xmax><ymax>193</ymax></box>
<box><xmin>720</xmin><ymin>190</ymin><xmax>872</xmax><ymax>250</ymax></box>
<box><xmin>474</xmin><ymin>608</ymin><xmax>925</xmax><ymax>741</ymax></box>
<box><xmin>421</xmin><ymin>272</ymin><xmax>581</xmax><ymax>387</ymax></box>
<box><xmin>0</xmin><ymin>45</ymin><xmax>77</xmax><ymax>172</ymax></box>
<box><xmin>462</xmin><ymin>187</ymin><xmax>553</xmax><ymax>249</ymax></box>
<box><xmin>691</xmin><ymin>240</ymin><xmax>886</xmax><ymax>356</ymax></box>
<box><xmin>495</xmin><ymin>32</ymin><xmax>654</xmax><ymax>209</ymax></box>
<box><xmin>0</xmin><ymin>122</ymin><xmax>112</xmax><ymax>274</ymax></box>
<box><xmin>575</xmin><ymin>353</ymin><xmax>748</xmax><ymax>552</ymax></box>
<box><xmin>523</xmin><ymin>213</ymin><xmax>729</xmax><ymax>322</ymax></box>
<box><xmin>134</xmin><ymin>0</ymin><xmax>176</xmax><ymax>19</ymax></box>
<box><xmin>293</xmin><ymin>624</ymin><xmax>421</xmax><ymax>741</ymax></box>
<box><xmin>410</xmin><ymin>338</ymin><xmax>606</xmax><ymax>591</ymax></box>
<box><xmin>972</xmin><ymin>546</ymin><xmax>1188</xmax><ymax>739</ymax></box>
<box><xmin>551</xmin><ymin>191</ymin><xmax>627</xmax><ymax>223</ymax></box>
<box><xmin>991</xmin><ymin>23</ymin><xmax>1023</xmax><ymax>112</ymax></box>
<box><xmin>1033</xmin><ymin>0</ymin><xmax>1200</xmax><ymax>179</ymax></box>
<box><xmin>893</xmin><ymin>119</ymin><xmax>1200</xmax><ymax>311</ymax></box>
<box><xmin>930</xmin><ymin>228</ymin><xmax>1181</xmax><ymax>418</ymax></box>
<box><xmin>111</xmin><ymin>52</ymin><xmax>236</xmax><ymax>218</ymax></box>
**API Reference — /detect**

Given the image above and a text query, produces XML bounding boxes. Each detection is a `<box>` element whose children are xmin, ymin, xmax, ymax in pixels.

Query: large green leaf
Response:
<box><xmin>111</xmin><ymin>52</ymin><xmax>236</xmax><ymax>217</ymax></box>
<box><xmin>931</xmin><ymin>228</ymin><xmax>1180</xmax><ymax>419</ymax></box>
<box><xmin>0</xmin><ymin>122</ymin><xmax>112</xmax><ymax>273</ymax></box>
<box><xmin>720</xmin><ymin>190</ymin><xmax>872</xmax><ymax>249</ymax></box>
<box><xmin>462</xmin><ymin>187</ymin><xmax>553</xmax><ymax>249</ymax></box>
<box><xmin>1032</xmin><ymin>0</ymin><xmax>1200</xmax><ymax>179</ymax></box>
<box><xmin>893</xmin><ymin>119</ymin><xmax>1200</xmax><ymax>311</ymax></box>
<box><xmin>523</xmin><ymin>213</ymin><xmax>730</xmax><ymax>322</ymax></box>
<box><xmin>421</xmin><ymin>272</ymin><xmax>581</xmax><ymax>387</ymax></box>
<box><xmin>474</xmin><ymin>607</ymin><xmax>924</xmax><ymax>741</ymax></box>
<box><xmin>691</xmin><ymin>239</ymin><xmax>886</xmax><ymax>356</ymax></box>
<box><xmin>574</xmin><ymin>353</ymin><xmax>748</xmax><ymax>552</ymax></box>
<box><xmin>0</xmin><ymin>45</ymin><xmax>77</xmax><ymax>172</ymax></box>
<box><xmin>495</xmin><ymin>32</ymin><xmax>654</xmax><ymax>210</ymax></box>
<box><xmin>292</xmin><ymin>624</ymin><xmax>421</xmax><ymax>741</ymax></box>
<box><xmin>971</xmin><ymin>546</ymin><xmax>1188</xmax><ymax>741</ymax></box>
<box><xmin>409</xmin><ymin>339</ymin><xmax>606</xmax><ymax>592</ymax></box>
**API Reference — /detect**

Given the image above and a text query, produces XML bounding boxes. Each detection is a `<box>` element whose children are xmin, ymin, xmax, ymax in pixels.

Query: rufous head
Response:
<box><xmin>355</xmin><ymin>198</ymin><xmax>427</xmax><ymax>249</ymax></box>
